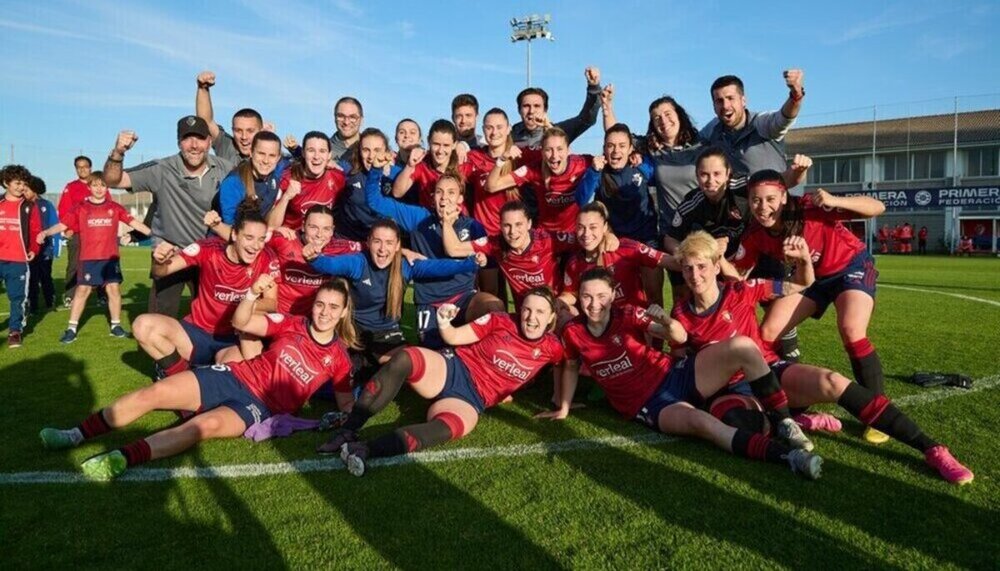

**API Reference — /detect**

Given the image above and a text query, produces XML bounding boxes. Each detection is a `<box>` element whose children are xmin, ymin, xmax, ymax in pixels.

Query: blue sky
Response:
<box><xmin>1</xmin><ymin>0</ymin><xmax>998</xmax><ymax>191</ymax></box>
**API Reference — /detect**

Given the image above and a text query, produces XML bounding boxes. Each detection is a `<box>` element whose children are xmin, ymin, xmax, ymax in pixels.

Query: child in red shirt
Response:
<box><xmin>38</xmin><ymin>172</ymin><xmax>150</xmax><ymax>342</ymax></box>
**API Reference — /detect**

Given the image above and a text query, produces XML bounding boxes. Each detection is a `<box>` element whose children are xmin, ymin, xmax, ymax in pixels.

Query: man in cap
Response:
<box><xmin>103</xmin><ymin>116</ymin><xmax>237</xmax><ymax>316</ymax></box>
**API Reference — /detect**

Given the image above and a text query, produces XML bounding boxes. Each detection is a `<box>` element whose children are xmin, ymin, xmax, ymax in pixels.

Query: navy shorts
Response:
<box><xmin>194</xmin><ymin>365</ymin><xmax>272</xmax><ymax>428</ymax></box>
<box><xmin>436</xmin><ymin>349</ymin><xmax>487</xmax><ymax>413</ymax></box>
<box><xmin>416</xmin><ymin>289</ymin><xmax>476</xmax><ymax>350</ymax></box>
<box><xmin>769</xmin><ymin>360</ymin><xmax>795</xmax><ymax>382</ymax></box>
<box><xmin>180</xmin><ymin>320</ymin><xmax>239</xmax><ymax>366</ymax></box>
<box><xmin>78</xmin><ymin>259</ymin><xmax>123</xmax><ymax>286</ymax></box>
<box><xmin>634</xmin><ymin>357</ymin><xmax>699</xmax><ymax>430</ymax></box>
<box><xmin>802</xmin><ymin>251</ymin><xmax>878</xmax><ymax>318</ymax></box>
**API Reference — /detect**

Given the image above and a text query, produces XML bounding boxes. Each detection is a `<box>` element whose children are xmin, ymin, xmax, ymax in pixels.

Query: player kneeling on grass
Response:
<box><xmin>132</xmin><ymin>200</ymin><xmax>280</xmax><ymax>380</ymax></box>
<box><xmin>541</xmin><ymin>268</ymin><xmax>823</xmax><ymax>479</ymax></box>
<box><xmin>673</xmin><ymin>231</ymin><xmax>973</xmax><ymax>484</ymax></box>
<box><xmin>39</xmin><ymin>277</ymin><xmax>356</xmax><ymax>481</ymax></box>
<box><xmin>37</xmin><ymin>172</ymin><xmax>151</xmax><ymax>342</ymax></box>
<box><xmin>318</xmin><ymin>287</ymin><xmax>564</xmax><ymax>477</ymax></box>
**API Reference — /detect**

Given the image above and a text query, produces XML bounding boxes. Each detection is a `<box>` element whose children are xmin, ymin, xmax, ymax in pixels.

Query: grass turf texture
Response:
<box><xmin>0</xmin><ymin>250</ymin><xmax>997</xmax><ymax>569</ymax></box>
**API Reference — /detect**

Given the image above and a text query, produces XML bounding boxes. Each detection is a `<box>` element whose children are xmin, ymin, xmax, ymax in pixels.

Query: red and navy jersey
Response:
<box><xmin>62</xmin><ymin>199</ymin><xmax>134</xmax><ymax>261</ymax></box>
<box><xmin>407</xmin><ymin>160</ymin><xmax>474</xmax><ymax>212</ymax></box>
<box><xmin>467</xmin><ymin>149</ymin><xmax>511</xmax><ymax>236</ymax></box>
<box><xmin>671</xmin><ymin>280</ymin><xmax>780</xmax><ymax>364</ymax></box>
<box><xmin>562</xmin><ymin>305</ymin><xmax>670</xmax><ymax>417</ymax></box>
<box><xmin>511</xmin><ymin>152</ymin><xmax>592</xmax><ymax>233</ymax></box>
<box><xmin>735</xmin><ymin>194</ymin><xmax>864</xmax><ymax>278</ymax></box>
<box><xmin>0</xmin><ymin>197</ymin><xmax>41</xmax><ymax>262</ymax></box>
<box><xmin>232</xmin><ymin>314</ymin><xmax>352</xmax><ymax>415</ymax></box>
<box><xmin>457</xmin><ymin>312</ymin><xmax>563</xmax><ymax>408</ymax></box>
<box><xmin>563</xmin><ymin>238</ymin><xmax>664</xmax><ymax>305</ymax></box>
<box><xmin>178</xmin><ymin>238</ymin><xmax>282</xmax><ymax>336</ymax></box>
<box><xmin>471</xmin><ymin>229</ymin><xmax>576</xmax><ymax>306</ymax></box>
<box><xmin>277</xmin><ymin>168</ymin><xmax>346</xmax><ymax>230</ymax></box>
<box><xmin>269</xmin><ymin>233</ymin><xmax>361</xmax><ymax>316</ymax></box>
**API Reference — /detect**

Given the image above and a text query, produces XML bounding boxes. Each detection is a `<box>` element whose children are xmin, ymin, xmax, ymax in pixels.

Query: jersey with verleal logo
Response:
<box><xmin>269</xmin><ymin>232</ymin><xmax>361</xmax><ymax>316</ymax></box>
<box><xmin>471</xmin><ymin>229</ymin><xmax>576</xmax><ymax>306</ymax></box>
<box><xmin>562</xmin><ymin>305</ymin><xmax>671</xmax><ymax>417</ymax></box>
<box><xmin>178</xmin><ymin>238</ymin><xmax>282</xmax><ymax>336</ymax></box>
<box><xmin>511</xmin><ymin>152</ymin><xmax>592</xmax><ymax>233</ymax></box>
<box><xmin>62</xmin><ymin>199</ymin><xmax>134</xmax><ymax>261</ymax></box>
<box><xmin>409</xmin><ymin>160</ymin><xmax>474</xmax><ymax>212</ymax></box>
<box><xmin>456</xmin><ymin>311</ymin><xmax>563</xmax><ymax>408</ymax></box>
<box><xmin>231</xmin><ymin>314</ymin><xmax>352</xmax><ymax>415</ymax></box>
<box><xmin>563</xmin><ymin>238</ymin><xmax>665</xmax><ymax>305</ymax></box>
<box><xmin>671</xmin><ymin>280</ymin><xmax>780</xmax><ymax>364</ymax></box>
<box><xmin>734</xmin><ymin>194</ymin><xmax>864</xmax><ymax>278</ymax></box>
<box><xmin>277</xmin><ymin>168</ymin><xmax>347</xmax><ymax>230</ymax></box>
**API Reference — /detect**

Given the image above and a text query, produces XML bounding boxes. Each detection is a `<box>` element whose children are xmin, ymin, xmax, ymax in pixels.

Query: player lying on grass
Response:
<box><xmin>730</xmin><ymin>169</ymin><xmax>890</xmax><ymax>443</ymax></box>
<box><xmin>317</xmin><ymin>287</ymin><xmax>564</xmax><ymax>477</ymax></box>
<box><xmin>131</xmin><ymin>200</ymin><xmax>280</xmax><ymax>379</ymax></box>
<box><xmin>540</xmin><ymin>268</ymin><xmax>822</xmax><ymax>479</ymax></box>
<box><xmin>39</xmin><ymin>277</ymin><xmax>356</xmax><ymax>481</ymax></box>
<box><xmin>672</xmin><ymin>231</ymin><xmax>974</xmax><ymax>484</ymax></box>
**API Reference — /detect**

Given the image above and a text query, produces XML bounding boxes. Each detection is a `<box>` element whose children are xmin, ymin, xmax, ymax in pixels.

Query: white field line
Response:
<box><xmin>879</xmin><ymin>284</ymin><xmax>1000</xmax><ymax>308</ymax></box>
<box><xmin>3</xmin><ymin>376</ymin><xmax>996</xmax><ymax>486</ymax></box>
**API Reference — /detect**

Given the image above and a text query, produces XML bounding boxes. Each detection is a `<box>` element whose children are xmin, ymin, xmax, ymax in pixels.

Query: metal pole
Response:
<box><xmin>952</xmin><ymin>96</ymin><xmax>959</xmax><ymax>186</ymax></box>
<box><xmin>526</xmin><ymin>40</ymin><xmax>531</xmax><ymax>88</ymax></box>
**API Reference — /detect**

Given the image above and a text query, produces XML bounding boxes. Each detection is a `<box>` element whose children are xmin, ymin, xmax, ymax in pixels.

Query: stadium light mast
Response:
<box><xmin>510</xmin><ymin>14</ymin><xmax>553</xmax><ymax>88</ymax></box>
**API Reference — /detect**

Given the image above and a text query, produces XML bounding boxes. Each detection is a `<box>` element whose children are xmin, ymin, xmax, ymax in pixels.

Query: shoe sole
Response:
<box><xmin>806</xmin><ymin>455</ymin><xmax>823</xmax><ymax>480</ymax></box>
<box><xmin>340</xmin><ymin>443</ymin><xmax>366</xmax><ymax>477</ymax></box>
<box><xmin>60</xmin><ymin>338</ymin><xmax>76</xmax><ymax>344</ymax></box>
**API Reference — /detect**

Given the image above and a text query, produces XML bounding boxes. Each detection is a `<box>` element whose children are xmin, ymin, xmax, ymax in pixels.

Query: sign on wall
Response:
<box><xmin>840</xmin><ymin>186</ymin><xmax>1000</xmax><ymax>210</ymax></box>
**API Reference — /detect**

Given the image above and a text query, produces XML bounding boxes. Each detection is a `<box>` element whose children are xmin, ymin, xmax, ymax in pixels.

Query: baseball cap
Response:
<box><xmin>177</xmin><ymin>115</ymin><xmax>211</xmax><ymax>139</ymax></box>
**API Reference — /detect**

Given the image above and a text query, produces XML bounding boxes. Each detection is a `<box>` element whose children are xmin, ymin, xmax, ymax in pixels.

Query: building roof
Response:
<box><xmin>786</xmin><ymin>109</ymin><xmax>1000</xmax><ymax>156</ymax></box>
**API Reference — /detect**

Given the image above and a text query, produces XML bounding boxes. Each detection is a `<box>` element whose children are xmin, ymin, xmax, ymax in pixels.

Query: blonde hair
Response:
<box><xmin>674</xmin><ymin>230</ymin><xmax>721</xmax><ymax>264</ymax></box>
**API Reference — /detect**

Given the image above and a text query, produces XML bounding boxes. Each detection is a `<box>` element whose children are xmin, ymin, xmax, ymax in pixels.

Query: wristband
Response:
<box><xmin>496</xmin><ymin>158</ymin><xmax>506</xmax><ymax>167</ymax></box>
<box><xmin>107</xmin><ymin>154</ymin><xmax>124</xmax><ymax>163</ymax></box>
<box><xmin>790</xmin><ymin>88</ymin><xmax>805</xmax><ymax>102</ymax></box>
<box><xmin>245</xmin><ymin>289</ymin><xmax>260</xmax><ymax>302</ymax></box>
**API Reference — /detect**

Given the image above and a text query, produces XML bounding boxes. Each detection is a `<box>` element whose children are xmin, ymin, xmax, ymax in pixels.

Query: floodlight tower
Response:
<box><xmin>510</xmin><ymin>14</ymin><xmax>553</xmax><ymax>88</ymax></box>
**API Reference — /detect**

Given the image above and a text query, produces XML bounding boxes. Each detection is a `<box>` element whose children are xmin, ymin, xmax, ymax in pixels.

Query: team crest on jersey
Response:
<box><xmin>107</xmin><ymin>208</ymin><xmax>114</xmax><ymax>216</ymax></box>
<box><xmin>722</xmin><ymin>311</ymin><xmax>732</xmax><ymax>323</ymax></box>
<box><xmin>458</xmin><ymin>228</ymin><xmax>470</xmax><ymax>241</ymax></box>
<box><xmin>182</xmin><ymin>243</ymin><xmax>201</xmax><ymax>256</ymax></box>
<box><xmin>474</xmin><ymin>314</ymin><xmax>491</xmax><ymax>325</ymax></box>
<box><xmin>611</xmin><ymin>334</ymin><xmax>622</xmax><ymax>346</ymax></box>
<box><xmin>532</xmin><ymin>348</ymin><xmax>541</xmax><ymax>359</ymax></box>
<box><xmin>734</xmin><ymin>244</ymin><xmax>745</xmax><ymax>261</ymax></box>
<box><xmin>729</xmin><ymin>208</ymin><xmax>742</xmax><ymax>220</ymax></box>
<box><xmin>632</xmin><ymin>173</ymin><xmax>644</xmax><ymax>186</ymax></box>
<box><xmin>322</xmin><ymin>355</ymin><xmax>333</xmax><ymax>368</ymax></box>
<box><xmin>474</xmin><ymin>236</ymin><xmax>488</xmax><ymax>247</ymax></box>
<box><xmin>361</xmin><ymin>278</ymin><xmax>372</xmax><ymax>286</ymax></box>
<box><xmin>531</xmin><ymin>255</ymin><xmax>539</xmax><ymax>263</ymax></box>
<box><xmin>84</xmin><ymin>273</ymin><xmax>91</xmax><ymax>281</ymax></box>
<box><xmin>672</xmin><ymin>211</ymin><xmax>682</xmax><ymax>227</ymax></box>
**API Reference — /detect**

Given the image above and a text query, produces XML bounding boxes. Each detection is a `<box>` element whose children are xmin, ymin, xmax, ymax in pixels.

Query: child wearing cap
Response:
<box><xmin>37</xmin><ymin>172</ymin><xmax>152</xmax><ymax>342</ymax></box>
<box><xmin>0</xmin><ymin>164</ymin><xmax>42</xmax><ymax>348</ymax></box>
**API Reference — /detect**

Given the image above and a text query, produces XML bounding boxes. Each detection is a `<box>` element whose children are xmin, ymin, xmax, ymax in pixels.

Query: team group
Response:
<box><xmin>0</xmin><ymin>65</ymin><xmax>972</xmax><ymax>483</ymax></box>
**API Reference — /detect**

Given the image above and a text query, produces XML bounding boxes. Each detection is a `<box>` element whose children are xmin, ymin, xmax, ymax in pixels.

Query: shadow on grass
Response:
<box><xmin>268</xmin><ymin>388</ymin><xmax>565</xmax><ymax>570</ymax></box>
<box><xmin>677</xmin><ymin>437</ymin><xmax>996</xmax><ymax>569</ymax></box>
<box><xmin>487</xmin><ymin>404</ymin><xmax>877</xmax><ymax>569</ymax></box>
<box><xmin>0</xmin><ymin>354</ymin><xmax>287</xmax><ymax>569</ymax></box>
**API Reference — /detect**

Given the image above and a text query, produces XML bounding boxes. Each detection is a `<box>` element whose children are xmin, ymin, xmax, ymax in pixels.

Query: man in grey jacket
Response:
<box><xmin>511</xmin><ymin>66</ymin><xmax>603</xmax><ymax>148</ymax></box>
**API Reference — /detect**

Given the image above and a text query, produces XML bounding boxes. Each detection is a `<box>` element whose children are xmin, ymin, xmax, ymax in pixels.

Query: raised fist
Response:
<box><xmin>283</xmin><ymin>179</ymin><xmax>302</xmax><ymax>201</ymax></box>
<box><xmin>474</xmin><ymin>252</ymin><xmax>488</xmax><ymax>267</ymax></box>
<box><xmin>592</xmin><ymin>155</ymin><xmax>606</xmax><ymax>171</ymax></box>
<box><xmin>503</xmin><ymin>145</ymin><xmax>523</xmax><ymax>161</ymax></box>
<box><xmin>645</xmin><ymin>303</ymin><xmax>667</xmax><ymax>323</ymax></box>
<box><xmin>790</xmin><ymin>154</ymin><xmax>812</xmax><ymax>173</ymax></box>
<box><xmin>153</xmin><ymin>242</ymin><xmax>177</xmax><ymax>264</ymax></box>
<box><xmin>301</xmin><ymin>242</ymin><xmax>321</xmax><ymax>261</ymax></box>
<box><xmin>782</xmin><ymin>235</ymin><xmax>810</xmax><ymax>262</ymax></box>
<box><xmin>600</xmin><ymin>84</ymin><xmax>614</xmax><ymax>107</ymax></box>
<box><xmin>283</xmin><ymin>134</ymin><xmax>299</xmax><ymax>150</ymax></box>
<box><xmin>251</xmin><ymin>273</ymin><xmax>276</xmax><ymax>295</ymax></box>
<box><xmin>263</xmin><ymin>122</ymin><xmax>276</xmax><ymax>133</ymax></box>
<box><xmin>408</xmin><ymin>147</ymin><xmax>427</xmax><ymax>167</ymax></box>
<box><xmin>585</xmin><ymin>66</ymin><xmax>601</xmax><ymax>86</ymax></box>
<box><xmin>197</xmin><ymin>71</ymin><xmax>216</xmax><ymax>89</ymax></box>
<box><xmin>783</xmin><ymin>69</ymin><xmax>804</xmax><ymax>95</ymax></box>
<box><xmin>436</xmin><ymin>303</ymin><xmax>460</xmax><ymax>324</ymax></box>
<box><xmin>115</xmin><ymin>130</ymin><xmax>138</xmax><ymax>154</ymax></box>
<box><xmin>810</xmin><ymin>188</ymin><xmax>834</xmax><ymax>209</ymax></box>
<box><xmin>203</xmin><ymin>210</ymin><xmax>222</xmax><ymax>228</ymax></box>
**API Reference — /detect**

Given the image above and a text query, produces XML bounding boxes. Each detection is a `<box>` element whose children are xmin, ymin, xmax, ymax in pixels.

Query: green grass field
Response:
<box><xmin>1</xmin><ymin>250</ymin><xmax>997</xmax><ymax>569</ymax></box>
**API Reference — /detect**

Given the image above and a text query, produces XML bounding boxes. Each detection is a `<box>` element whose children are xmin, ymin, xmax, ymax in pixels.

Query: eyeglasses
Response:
<box><xmin>335</xmin><ymin>113</ymin><xmax>362</xmax><ymax>123</ymax></box>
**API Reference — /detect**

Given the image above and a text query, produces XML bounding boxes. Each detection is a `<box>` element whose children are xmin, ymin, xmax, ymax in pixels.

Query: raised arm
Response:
<box><xmin>204</xmin><ymin>210</ymin><xmax>232</xmax><ymax>241</ymax></box>
<box><xmin>436</xmin><ymin>303</ymin><xmax>482</xmax><ymax>347</ymax></box>
<box><xmin>485</xmin><ymin>146</ymin><xmax>525</xmax><ymax>193</ymax></box>
<box><xmin>439</xmin><ymin>209</ymin><xmax>476</xmax><ymax>257</ymax></box>
<box><xmin>391</xmin><ymin>147</ymin><xmax>425</xmax><ymax>198</ymax></box>
<box><xmin>782</xmin><ymin>154</ymin><xmax>812</xmax><ymax>188</ymax></box>
<box><xmin>812</xmin><ymin>188</ymin><xmax>886</xmax><ymax>218</ymax></box>
<box><xmin>307</xmin><ymin>251</ymin><xmax>366</xmax><ymax>280</ymax></box>
<box><xmin>104</xmin><ymin>130</ymin><xmax>139</xmax><ymax>189</ymax></box>
<box><xmin>150</xmin><ymin>242</ymin><xmax>191</xmax><ymax>278</ymax></box>
<box><xmin>600</xmin><ymin>84</ymin><xmax>617</xmax><ymax>131</ymax></box>
<box><xmin>232</xmin><ymin>274</ymin><xmax>277</xmax><ymax>335</ymax></box>
<box><xmin>195</xmin><ymin>71</ymin><xmax>223</xmax><ymax>141</ymax></box>
<box><xmin>555</xmin><ymin>67</ymin><xmax>603</xmax><ymax>144</ymax></box>
<box><xmin>779</xmin><ymin>236</ymin><xmax>816</xmax><ymax>295</ymax></box>
<box><xmin>408</xmin><ymin>256</ymin><xmax>478</xmax><ymax>280</ymax></box>
<box><xmin>266</xmin><ymin>178</ymin><xmax>299</xmax><ymax>229</ymax></box>
<box><xmin>779</xmin><ymin>69</ymin><xmax>805</xmax><ymax>122</ymax></box>
<box><xmin>363</xmin><ymin>158</ymin><xmax>429</xmax><ymax>233</ymax></box>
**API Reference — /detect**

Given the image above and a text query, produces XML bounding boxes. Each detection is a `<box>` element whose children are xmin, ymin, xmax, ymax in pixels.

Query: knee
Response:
<box><xmin>729</xmin><ymin>336</ymin><xmax>763</xmax><ymax>363</ymax></box>
<box><xmin>132</xmin><ymin>314</ymin><xmax>154</xmax><ymax>340</ymax></box>
<box><xmin>818</xmin><ymin>371</ymin><xmax>848</xmax><ymax>400</ymax></box>
<box><xmin>191</xmin><ymin>414</ymin><xmax>224</xmax><ymax>438</ymax></box>
<box><xmin>760</xmin><ymin>322</ymin><xmax>781</xmax><ymax>342</ymax></box>
<box><xmin>838</xmin><ymin>324</ymin><xmax>868</xmax><ymax>343</ymax></box>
